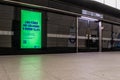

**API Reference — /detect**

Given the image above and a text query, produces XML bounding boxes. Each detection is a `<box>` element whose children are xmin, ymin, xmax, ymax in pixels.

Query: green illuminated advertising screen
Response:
<box><xmin>21</xmin><ymin>10</ymin><xmax>42</xmax><ymax>49</ymax></box>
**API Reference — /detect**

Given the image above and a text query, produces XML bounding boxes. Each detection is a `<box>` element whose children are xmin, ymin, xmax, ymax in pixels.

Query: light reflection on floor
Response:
<box><xmin>20</xmin><ymin>56</ymin><xmax>42</xmax><ymax>80</ymax></box>
<box><xmin>0</xmin><ymin>52</ymin><xmax>120</xmax><ymax>80</ymax></box>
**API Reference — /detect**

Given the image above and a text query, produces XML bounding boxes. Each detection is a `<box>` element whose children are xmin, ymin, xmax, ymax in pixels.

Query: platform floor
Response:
<box><xmin>0</xmin><ymin>52</ymin><xmax>120</xmax><ymax>80</ymax></box>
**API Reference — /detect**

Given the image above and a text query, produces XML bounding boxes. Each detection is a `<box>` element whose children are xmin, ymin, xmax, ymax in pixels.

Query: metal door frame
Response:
<box><xmin>76</xmin><ymin>17</ymin><xmax>101</xmax><ymax>52</ymax></box>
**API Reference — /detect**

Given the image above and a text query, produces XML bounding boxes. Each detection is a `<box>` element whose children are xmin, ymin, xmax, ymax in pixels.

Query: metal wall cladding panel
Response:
<box><xmin>47</xmin><ymin>12</ymin><xmax>76</xmax><ymax>35</ymax></box>
<box><xmin>78</xmin><ymin>20</ymin><xmax>88</xmax><ymax>36</ymax></box>
<box><xmin>113</xmin><ymin>25</ymin><xmax>120</xmax><ymax>33</ymax></box>
<box><xmin>0</xmin><ymin>36</ymin><xmax>12</xmax><ymax>43</ymax></box>
<box><xmin>0</xmin><ymin>12</ymin><xmax>13</xmax><ymax>19</ymax></box>
<box><xmin>102</xmin><ymin>31</ymin><xmax>111</xmax><ymax>38</ymax></box>
<box><xmin>47</xmin><ymin>37</ymin><xmax>57</xmax><ymax>47</ymax></box>
<box><xmin>0</xmin><ymin>5</ymin><xmax>14</xmax><ymax>31</ymax></box>
<box><xmin>47</xmin><ymin>12</ymin><xmax>61</xmax><ymax>20</ymax></box>
<box><xmin>78</xmin><ymin>28</ymin><xmax>86</xmax><ymax>36</ymax></box>
<box><xmin>102</xmin><ymin>23</ymin><xmax>112</xmax><ymax>38</ymax></box>
<box><xmin>47</xmin><ymin>12</ymin><xmax>76</xmax><ymax>47</ymax></box>
<box><xmin>102</xmin><ymin>23</ymin><xmax>112</xmax><ymax>30</ymax></box>
<box><xmin>47</xmin><ymin>23</ymin><xmax>70</xmax><ymax>34</ymax></box>
<box><xmin>0</xmin><ymin>5</ymin><xmax>14</xmax><ymax>19</ymax></box>
<box><xmin>78</xmin><ymin>20</ymin><xmax>88</xmax><ymax>27</ymax></box>
<box><xmin>89</xmin><ymin>21</ymin><xmax>98</xmax><ymax>29</ymax></box>
<box><xmin>47</xmin><ymin>24</ymin><xmax>59</xmax><ymax>34</ymax></box>
<box><xmin>91</xmin><ymin>30</ymin><xmax>97</xmax><ymax>35</ymax></box>
<box><xmin>0</xmin><ymin>42</ymin><xmax>11</xmax><ymax>47</ymax></box>
<box><xmin>102</xmin><ymin>41</ymin><xmax>107</xmax><ymax>48</ymax></box>
<box><xmin>47</xmin><ymin>12</ymin><xmax>76</xmax><ymax>27</ymax></box>
<box><xmin>78</xmin><ymin>39</ymin><xmax>86</xmax><ymax>47</ymax></box>
<box><xmin>0</xmin><ymin>5</ymin><xmax>14</xmax><ymax>48</ymax></box>
<box><xmin>57</xmin><ymin>27</ymin><xmax>70</xmax><ymax>34</ymax></box>
<box><xmin>102</xmin><ymin>41</ymin><xmax>110</xmax><ymax>48</ymax></box>
<box><xmin>56</xmin><ymin>38</ymin><xmax>68</xmax><ymax>47</ymax></box>
<box><xmin>0</xmin><ymin>20</ymin><xmax>12</xmax><ymax>30</ymax></box>
<box><xmin>78</xmin><ymin>20</ymin><xmax>98</xmax><ymax>37</ymax></box>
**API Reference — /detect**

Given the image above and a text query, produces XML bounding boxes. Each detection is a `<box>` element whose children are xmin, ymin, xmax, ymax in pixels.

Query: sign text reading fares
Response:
<box><xmin>23</xmin><ymin>21</ymin><xmax>40</xmax><ymax>31</ymax></box>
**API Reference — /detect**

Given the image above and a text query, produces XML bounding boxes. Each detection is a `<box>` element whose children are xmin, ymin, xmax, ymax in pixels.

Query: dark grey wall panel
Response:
<box><xmin>0</xmin><ymin>5</ymin><xmax>14</xmax><ymax>19</ymax></box>
<box><xmin>47</xmin><ymin>37</ymin><xmax>57</xmax><ymax>47</ymax></box>
<box><xmin>78</xmin><ymin>39</ymin><xmax>85</xmax><ymax>48</ymax></box>
<box><xmin>0</xmin><ymin>36</ymin><xmax>12</xmax><ymax>47</ymax></box>
<box><xmin>0</xmin><ymin>4</ymin><xmax>14</xmax><ymax>48</ymax></box>
<box><xmin>48</xmin><ymin>13</ymin><xmax>76</xmax><ymax>26</ymax></box>
<box><xmin>102</xmin><ymin>23</ymin><xmax>112</xmax><ymax>39</ymax></box>
<box><xmin>78</xmin><ymin>19</ymin><xmax>88</xmax><ymax>36</ymax></box>
<box><xmin>56</xmin><ymin>38</ymin><xmax>68</xmax><ymax>47</ymax></box>
<box><xmin>47</xmin><ymin>12</ymin><xmax>76</xmax><ymax>47</ymax></box>
<box><xmin>0</xmin><ymin>20</ymin><xmax>13</xmax><ymax>30</ymax></box>
<box><xmin>102</xmin><ymin>23</ymin><xmax>112</xmax><ymax>31</ymax></box>
<box><xmin>47</xmin><ymin>24</ymin><xmax>58</xmax><ymax>34</ymax></box>
<box><xmin>113</xmin><ymin>25</ymin><xmax>120</xmax><ymax>34</ymax></box>
<box><xmin>0</xmin><ymin>36</ymin><xmax>12</xmax><ymax>42</ymax></box>
<box><xmin>102</xmin><ymin>23</ymin><xmax>112</xmax><ymax>48</ymax></box>
<box><xmin>47</xmin><ymin>12</ymin><xmax>76</xmax><ymax>34</ymax></box>
<box><xmin>0</xmin><ymin>42</ymin><xmax>11</xmax><ymax>47</ymax></box>
<box><xmin>89</xmin><ymin>21</ymin><xmax>98</xmax><ymax>36</ymax></box>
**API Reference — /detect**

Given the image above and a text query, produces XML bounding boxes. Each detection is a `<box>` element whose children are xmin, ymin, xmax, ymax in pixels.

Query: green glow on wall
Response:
<box><xmin>21</xmin><ymin>10</ymin><xmax>42</xmax><ymax>49</ymax></box>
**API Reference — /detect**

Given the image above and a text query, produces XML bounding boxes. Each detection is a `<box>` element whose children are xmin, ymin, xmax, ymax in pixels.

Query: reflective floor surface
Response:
<box><xmin>0</xmin><ymin>52</ymin><xmax>120</xmax><ymax>80</ymax></box>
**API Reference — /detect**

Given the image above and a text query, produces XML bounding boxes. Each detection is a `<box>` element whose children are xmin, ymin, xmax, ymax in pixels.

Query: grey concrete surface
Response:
<box><xmin>0</xmin><ymin>52</ymin><xmax>120</xmax><ymax>80</ymax></box>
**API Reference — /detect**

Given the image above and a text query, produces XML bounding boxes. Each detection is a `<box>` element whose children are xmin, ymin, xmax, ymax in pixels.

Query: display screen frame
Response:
<box><xmin>20</xmin><ymin>9</ymin><xmax>42</xmax><ymax>49</ymax></box>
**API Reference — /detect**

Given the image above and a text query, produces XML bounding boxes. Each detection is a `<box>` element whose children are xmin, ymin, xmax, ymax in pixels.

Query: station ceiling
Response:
<box><xmin>60</xmin><ymin>0</ymin><xmax>120</xmax><ymax>18</ymax></box>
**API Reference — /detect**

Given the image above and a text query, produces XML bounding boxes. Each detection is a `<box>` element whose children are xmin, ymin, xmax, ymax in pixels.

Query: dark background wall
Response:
<box><xmin>0</xmin><ymin>5</ymin><xmax>14</xmax><ymax>48</ymax></box>
<box><xmin>47</xmin><ymin>12</ymin><xmax>76</xmax><ymax>48</ymax></box>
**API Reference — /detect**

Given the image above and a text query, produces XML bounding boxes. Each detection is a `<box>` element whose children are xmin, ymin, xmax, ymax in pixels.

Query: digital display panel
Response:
<box><xmin>21</xmin><ymin>10</ymin><xmax>42</xmax><ymax>49</ymax></box>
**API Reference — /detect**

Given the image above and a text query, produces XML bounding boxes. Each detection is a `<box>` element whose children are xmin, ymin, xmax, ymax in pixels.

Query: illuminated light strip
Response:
<box><xmin>47</xmin><ymin>34</ymin><xmax>95</xmax><ymax>39</ymax></box>
<box><xmin>48</xmin><ymin>34</ymin><xmax>120</xmax><ymax>41</ymax></box>
<box><xmin>102</xmin><ymin>38</ymin><xmax>120</xmax><ymax>41</ymax></box>
<box><xmin>113</xmin><ymin>39</ymin><xmax>120</xmax><ymax>41</ymax></box>
<box><xmin>102</xmin><ymin>38</ymin><xmax>111</xmax><ymax>41</ymax></box>
<box><xmin>0</xmin><ymin>31</ymin><xmax>14</xmax><ymax>35</ymax></box>
<box><xmin>78</xmin><ymin>36</ymin><xmax>87</xmax><ymax>39</ymax></box>
<box><xmin>47</xmin><ymin>34</ymin><xmax>75</xmax><ymax>38</ymax></box>
<box><xmin>79</xmin><ymin>16</ymin><xmax>98</xmax><ymax>21</ymax></box>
